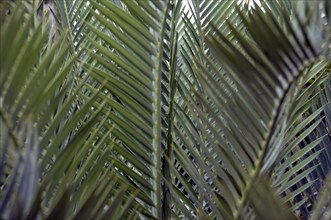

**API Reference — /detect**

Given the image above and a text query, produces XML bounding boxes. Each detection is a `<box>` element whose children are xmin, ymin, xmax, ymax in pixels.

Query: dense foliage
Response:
<box><xmin>0</xmin><ymin>0</ymin><xmax>330</xmax><ymax>219</ymax></box>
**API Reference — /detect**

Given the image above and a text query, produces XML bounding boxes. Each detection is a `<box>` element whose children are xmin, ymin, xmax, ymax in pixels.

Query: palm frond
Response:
<box><xmin>0</xmin><ymin>2</ymin><xmax>136</xmax><ymax>219</ymax></box>
<box><xmin>170</xmin><ymin>0</ymin><xmax>330</xmax><ymax>219</ymax></box>
<box><xmin>1</xmin><ymin>0</ymin><xmax>330</xmax><ymax>219</ymax></box>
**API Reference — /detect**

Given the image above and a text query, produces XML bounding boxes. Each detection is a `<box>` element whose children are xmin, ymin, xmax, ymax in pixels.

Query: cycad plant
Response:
<box><xmin>0</xmin><ymin>0</ymin><xmax>330</xmax><ymax>219</ymax></box>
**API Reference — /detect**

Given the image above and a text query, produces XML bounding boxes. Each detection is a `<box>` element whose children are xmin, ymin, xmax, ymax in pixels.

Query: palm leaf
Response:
<box><xmin>171</xmin><ymin>0</ymin><xmax>330</xmax><ymax>219</ymax></box>
<box><xmin>0</xmin><ymin>2</ymin><xmax>136</xmax><ymax>219</ymax></box>
<box><xmin>1</xmin><ymin>0</ymin><xmax>331</xmax><ymax>219</ymax></box>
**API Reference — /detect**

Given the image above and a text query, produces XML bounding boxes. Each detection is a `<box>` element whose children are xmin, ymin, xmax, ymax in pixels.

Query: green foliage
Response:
<box><xmin>0</xmin><ymin>0</ymin><xmax>330</xmax><ymax>219</ymax></box>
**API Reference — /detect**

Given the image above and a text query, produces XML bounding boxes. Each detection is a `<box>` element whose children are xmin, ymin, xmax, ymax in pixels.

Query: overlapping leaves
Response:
<box><xmin>1</xmin><ymin>0</ymin><xmax>330</xmax><ymax>220</ymax></box>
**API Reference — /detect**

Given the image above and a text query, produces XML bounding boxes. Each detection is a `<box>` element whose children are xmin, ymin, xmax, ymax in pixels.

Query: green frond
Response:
<box><xmin>1</xmin><ymin>1</ymin><xmax>330</xmax><ymax>219</ymax></box>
